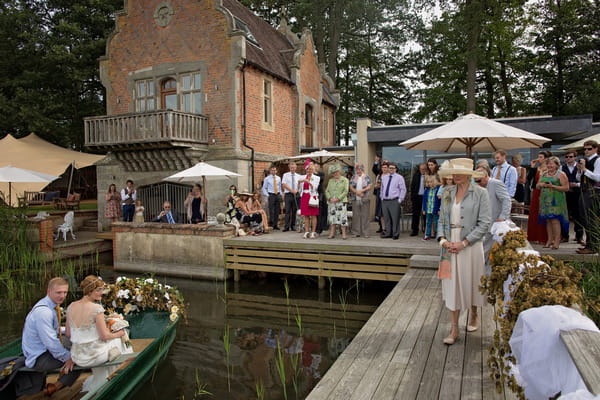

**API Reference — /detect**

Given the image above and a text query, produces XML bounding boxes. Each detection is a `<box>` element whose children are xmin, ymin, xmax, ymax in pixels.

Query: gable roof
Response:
<box><xmin>223</xmin><ymin>0</ymin><xmax>295</xmax><ymax>83</ymax></box>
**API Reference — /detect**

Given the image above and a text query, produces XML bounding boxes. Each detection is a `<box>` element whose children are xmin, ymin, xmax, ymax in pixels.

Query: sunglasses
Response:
<box><xmin>565</xmin><ymin>155</ymin><xmax>575</xmax><ymax>158</ymax></box>
<box><xmin>474</xmin><ymin>179</ymin><xmax>482</xmax><ymax>183</ymax></box>
<box><xmin>585</xmin><ymin>147</ymin><xmax>595</xmax><ymax>151</ymax></box>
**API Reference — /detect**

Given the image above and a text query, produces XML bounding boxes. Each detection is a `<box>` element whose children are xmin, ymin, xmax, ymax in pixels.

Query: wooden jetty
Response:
<box><xmin>306</xmin><ymin>268</ymin><xmax>518</xmax><ymax>400</ymax></box>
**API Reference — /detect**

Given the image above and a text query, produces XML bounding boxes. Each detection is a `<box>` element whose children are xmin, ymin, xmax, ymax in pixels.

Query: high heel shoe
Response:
<box><xmin>443</xmin><ymin>324</ymin><xmax>459</xmax><ymax>345</ymax></box>
<box><xmin>543</xmin><ymin>242</ymin><xmax>552</xmax><ymax>248</ymax></box>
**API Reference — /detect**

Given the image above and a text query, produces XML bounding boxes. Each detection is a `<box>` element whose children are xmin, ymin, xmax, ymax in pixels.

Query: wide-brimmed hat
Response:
<box><xmin>438</xmin><ymin>158</ymin><xmax>484</xmax><ymax>178</ymax></box>
<box><xmin>328</xmin><ymin>164</ymin><xmax>343</xmax><ymax>176</ymax></box>
<box><xmin>238</xmin><ymin>189</ymin><xmax>253</xmax><ymax>196</ymax></box>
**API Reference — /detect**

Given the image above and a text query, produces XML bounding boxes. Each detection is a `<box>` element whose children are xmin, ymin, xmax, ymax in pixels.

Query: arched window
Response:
<box><xmin>161</xmin><ymin>78</ymin><xmax>177</xmax><ymax>109</ymax></box>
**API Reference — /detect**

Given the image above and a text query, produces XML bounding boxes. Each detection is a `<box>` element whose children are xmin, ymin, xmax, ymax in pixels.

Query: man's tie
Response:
<box><xmin>274</xmin><ymin>176</ymin><xmax>279</xmax><ymax>195</ymax></box>
<box><xmin>495</xmin><ymin>166</ymin><xmax>502</xmax><ymax>179</ymax></box>
<box><xmin>291</xmin><ymin>174</ymin><xmax>295</xmax><ymax>192</ymax></box>
<box><xmin>55</xmin><ymin>305</ymin><xmax>62</xmax><ymax>341</ymax></box>
<box><xmin>166</xmin><ymin>211</ymin><xmax>175</xmax><ymax>224</ymax></box>
<box><xmin>385</xmin><ymin>175</ymin><xmax>392</xmax><ymax>198</ymax></box>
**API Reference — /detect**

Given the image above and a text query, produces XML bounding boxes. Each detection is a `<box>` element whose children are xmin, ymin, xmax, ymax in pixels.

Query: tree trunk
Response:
<box><xmin>465</xmin><ymin>0</ymin><xmax>483</xmax><ymax>114</ymax></box>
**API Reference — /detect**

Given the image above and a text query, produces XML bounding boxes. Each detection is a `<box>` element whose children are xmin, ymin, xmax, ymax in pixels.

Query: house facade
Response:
<box><xmin>85</xmin><ymin>0</ymin><xmax>338</xmax><ymax>225</ymax></box>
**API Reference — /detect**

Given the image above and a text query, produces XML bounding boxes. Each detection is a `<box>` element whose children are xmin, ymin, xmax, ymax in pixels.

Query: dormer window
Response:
<box><xmin>234</xmin><ymin>17</ymin><xmax>260</xmax><ymax>47</ymax></box>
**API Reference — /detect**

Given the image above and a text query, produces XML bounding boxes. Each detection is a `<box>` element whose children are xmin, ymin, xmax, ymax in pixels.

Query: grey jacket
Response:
<box><xmin>437</xmin><ymin>183</ymin><xmax>492</xmax><ymax>245</ymax></box>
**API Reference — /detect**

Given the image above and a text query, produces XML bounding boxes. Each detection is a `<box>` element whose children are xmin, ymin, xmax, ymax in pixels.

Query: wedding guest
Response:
<box><xmin>576</xmin><ymin>140</ymin><xmax>600</xmax><ymax>254</ymax></box>
<box><xmin>134</xmin><ymin>200</ymin><xmax>145</xmax><ymax>223</ymax></box>
<box><xmin>261</xmin><ymin>165</ymin><xmax>282</xmax><ymax>230</ymax></box>
<box><xmin>561</xmin><ymin>151</ymin><xmax>584</xmax><ymax>244</ymax></box>
<box><xmin>437</xmin><ymin>158</ymin><xmax>491</xmax><ymax>345</ymax></box>
<box><xmin>491</xmin><ymin>150</ymin><xmax>518</xmax><ymax>197</ymax></box>
<box><xmin>282</xmin><ymin>162</ymin><xmax>301</xmax><ymax>232</ymax></box>
<box><xmin>511</xmin><ymin>153</ymin><xmax>527</xmax><ymax>206</ymax></box>
<box><xmin>184</xmin><ymin>183</ymin><xmax>206</xmax><ymax>224</ymax></box>
<box><xmin>410</xmin><ymin>163</ymin><xmax>428</xmax><ymax>236</ymax></box>
<box><xmin>104</xmin><ymin>184</ymin><xmax>121</xmax><ymax>224</ymax></box>
<box><xmin>379</xmin><ymin>162</ymin><xmax>406</xmax><ymax>240</ymax></box>
<box><xmin>326</xmin><ymin>164</ymin><xmax>349</xmax><ymax>239</ymax></box>
<box><xmin>349</xmin><ymin>163</ymin><xmax>372</xmax><ymax>238</ymax></box>
<box><xmin>427</xmin><ymin>158</ymin><xmax>440</xmax><ymax>176</ymax></box>
<box><xmin>152</xmin><ymin>201</ymin><xmax>181</xmax><ymax>223</ymax></box>
<box><xmin>298</xmin><ymin>161</ymin><xmax>320</xmax><ymax>239</ymax></box>
<box><xmin>224</xmin><ymin>185</ymin><xmax>238</xmax><ymax>223</ymax></box>
<box><xmin>537</xmin><ymin>156</ymin><xmax>569</xmax><ymax>250</ymax></box>
<box><xmin>120</xmin><ymin>180</ymin><xmax>136</xmax><ymax>222</ymax></box>
<box><xmin>527</xmin><ymin>151</ymin><xmax>552</xmax><ymax>244</ymax></box>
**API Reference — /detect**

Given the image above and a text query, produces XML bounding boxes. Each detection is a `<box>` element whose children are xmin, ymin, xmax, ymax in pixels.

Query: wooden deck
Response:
<box><xmin>306</xmin><ymin>269</ymin><xmax>518</xmax><ymax>400</ymax></box>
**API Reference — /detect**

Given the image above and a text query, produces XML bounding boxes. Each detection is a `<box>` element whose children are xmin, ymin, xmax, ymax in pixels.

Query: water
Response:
<box><xmin>1</xmin><ymin>269</ymin><xmax>393</xmax><ymax>399</ymax></box>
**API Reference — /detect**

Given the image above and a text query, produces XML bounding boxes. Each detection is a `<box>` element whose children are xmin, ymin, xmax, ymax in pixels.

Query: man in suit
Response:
<box><xmin>379</xmin><ymin>162</ymin><xmax>407</xmax><ymax>240</ymax></box>
<box><xmin>410</xmin><ymin>163</ymin><xmax>428</xmax><ymax>236</ymax></box>
<box><xmin>152</xmin><ymin>201</ymin><xmax>181</xmax><ymax>223</ymax></box>
<box><xmin>475</xmin><ymin>166</ymin><xmax>511</xmax><ymax>274</ymax></box>
<box><xmin>261</xmin><ymin>165</ymin><xmax>282</xmax><ymax>230</ymax></box>
<box><xmin>561</xmin><ymin>151</ymin><xmax>583</xmax><ymax>244</ymax></box>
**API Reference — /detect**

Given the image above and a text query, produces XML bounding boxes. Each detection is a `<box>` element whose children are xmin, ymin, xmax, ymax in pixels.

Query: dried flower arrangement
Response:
<box><xmin>480</xmin><ymin>230</ymin><xmax>583</xmax><ymax>398</ymax></box>
<box><xmin>101</xmin><ymin>276</ymin><xmax>185</xmax><ymax>322</ymax></box>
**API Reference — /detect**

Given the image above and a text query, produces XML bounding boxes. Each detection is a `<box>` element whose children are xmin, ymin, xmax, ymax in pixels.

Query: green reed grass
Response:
<box><xmin>284</xmin><ymin>278</ymin><xmax>291</xmax><ymax>325</ymax></box>
<box><xmin>255</xmin><ymin>380</ymin><xmax>265</xmax><ymax>400</ymax></box>
<box><xmin>223</xmin><ymin>325</ymin><xmax>231</xmax><ymax>391</ymax></box>
<box><xmin>0</xmin><ymin>207</ymin><xmax>86</xmax><ymax>310</ymax></box>
<box><xmin>274</xmin><ymin>341</ymin><xmax>288</xmax><ymax>400</ymax></box>
<box><xmin>193</xmin><ymin>368</ymin><xmax>212</xmax><ymax>398</ymax></box>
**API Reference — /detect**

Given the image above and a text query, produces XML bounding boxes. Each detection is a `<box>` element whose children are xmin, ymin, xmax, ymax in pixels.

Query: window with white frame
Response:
<box><xmin>135</xmin><ymin>79</ymin><xmax>155</xmax><ymax>112</ymax></box>
<box><xmin>263</xmin><ymin>79</ymin><xmax>272</xmax><ymax>125</ymax></box>
<box><xmin>180</xmin><ymin>72</ymin><xmax>202</xmax><ymax>114</ymax></box>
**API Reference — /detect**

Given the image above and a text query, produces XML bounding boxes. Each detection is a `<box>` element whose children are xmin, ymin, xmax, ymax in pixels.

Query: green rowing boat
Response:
<box><xmin>0</xmin><ymin>311</ymin><xmax>178</xmax><ymax>400</ymax></box>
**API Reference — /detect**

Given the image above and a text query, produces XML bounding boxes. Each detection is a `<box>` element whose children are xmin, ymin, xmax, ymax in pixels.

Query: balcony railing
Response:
<box><xmin>84</xmin><ymin>110</ymin><xmax>208</xmax><ymax>149</ymax></box>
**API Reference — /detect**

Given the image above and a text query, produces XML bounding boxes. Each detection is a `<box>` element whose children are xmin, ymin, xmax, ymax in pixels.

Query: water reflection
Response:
<box><xmin>0</xmin><ymin>269</ymin><xmax>393</xmax><ymax>399</ymax></box>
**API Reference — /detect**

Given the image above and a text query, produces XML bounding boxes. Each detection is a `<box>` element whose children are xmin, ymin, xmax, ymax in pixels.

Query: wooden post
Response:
<box><xmin>234</xmin><ymin>269</ymin><xmax>240</xmax><ymax>282</ymax></box>
<box><xmin>318</xmin><ymin>276</ymin><xmax>325</xmax><ymax>290</ymax></box>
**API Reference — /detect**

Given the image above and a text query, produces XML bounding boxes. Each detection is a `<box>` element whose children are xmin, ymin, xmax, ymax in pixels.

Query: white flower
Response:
<box><xmin>170</xmin><ymin>306</ymin><xmax>179</xmax><ymax>314</ymax></box>
<box><xmin>165</xmin><ymin>285</ymin><xmax>171</xmax><ymax>289</ymax></box>
<box><xmin>116</xmin><ymin>289</ymin><xmax>130</xmax><ymax>299</ymax></box>
<box><xmin>169</xmin><ymin>313</ymin><xmax>178</xmax><ymax>322</ymax></box>
<box><xmin>164</xmin><ymin>293</ymin><xmax>170</xmax><ymax>301</ymax></box>
<box><xmin>116</xmin><ymin>276</ymin><xmax>125</xmax><ymax>283</ymax></box>
<box><xmin>136</xmin><ymin>294</ymin><xmax>143</xmax><ymax>302</ymax></box>
<box><xmin>145</xmin><ymin>278</ymin><xmax>154</xmax><ymax>284</ymax></box>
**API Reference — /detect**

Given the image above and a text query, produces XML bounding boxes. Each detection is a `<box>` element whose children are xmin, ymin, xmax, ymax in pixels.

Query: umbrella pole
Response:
<box><xmin>9</xmin><ymin>182</ymin><xmax>12</xmax><ymax>208</ymax></box>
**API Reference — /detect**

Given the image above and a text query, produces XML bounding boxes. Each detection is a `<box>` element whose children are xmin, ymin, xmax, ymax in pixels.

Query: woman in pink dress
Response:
<box><xmin>104</xmin><ymin>184</ymin><xmax>121</xmax><ymax>223</ymax></box>
<box><xmin>299</xmin><ymin>161</ymin><xmax>321</xmax><ymax>239</ymax></box>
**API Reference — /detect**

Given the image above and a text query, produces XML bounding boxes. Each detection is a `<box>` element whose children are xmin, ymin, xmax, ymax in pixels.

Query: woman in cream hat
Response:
<box><xmin>437</xmin><ymin>158</ymin><xmax>491</xmax><ymax>345</ymax></box>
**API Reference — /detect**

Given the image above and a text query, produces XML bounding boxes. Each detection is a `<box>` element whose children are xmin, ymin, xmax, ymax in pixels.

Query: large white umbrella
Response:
<box><xmin>279</xmin><ymin>149</ymin><xmax>354</xmax><ymax>166</ymax></box>
<box><xmin>400</xmin><ymin>113</ymin><xmax>551</xmax><ymax>157</ymax></box>
<box><xmin>558</xmin><ymin>133</ymin><xmax>600</xmax><ymax>150</ymax></box>
<box><xmin>0</xmin><ymin>165</ymin><xmax>60</xmax><ymax>206</ymax></box>
<box><xmin>163</xmin><ymin>162</ymin><xmax>242</xmax><ymax>184</ymax></box>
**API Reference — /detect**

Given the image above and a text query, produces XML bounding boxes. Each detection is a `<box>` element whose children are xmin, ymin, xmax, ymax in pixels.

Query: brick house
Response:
<box><xmin>85</xmin><ymin>0</ymin><xmax>338</xmax><ymax>225</ymax></box>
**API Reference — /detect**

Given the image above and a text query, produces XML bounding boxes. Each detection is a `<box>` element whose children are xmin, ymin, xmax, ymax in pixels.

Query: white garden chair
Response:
<box><xmin>55</xmin><ymin>211</ymin><xmax>76</xmax><ymax>241</ymax></box>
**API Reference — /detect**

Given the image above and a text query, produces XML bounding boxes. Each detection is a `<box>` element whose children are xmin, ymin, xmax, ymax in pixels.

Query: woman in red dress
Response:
<box><xmin>299</xmin><ymin>161</ymin><xmax>321</xmax><ymax>239</ymax></box>
<box><xmin>527</xmin><ymin>151</ymin><xmax>552</xmax><ymax>244</ymax></box>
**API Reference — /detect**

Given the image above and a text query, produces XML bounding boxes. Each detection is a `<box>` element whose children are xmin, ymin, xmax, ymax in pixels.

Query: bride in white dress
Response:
<box><xmin>66</xmin><ymin>275</ymin><xmax>133</xmax><ymax>393</ymax></box>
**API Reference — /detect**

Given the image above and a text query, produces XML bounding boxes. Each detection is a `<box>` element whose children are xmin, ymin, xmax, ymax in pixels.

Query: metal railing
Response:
<box><xmin>84</xmin><ymin>110</ymin><xmax>208</xmax><ymax>147</ymax></box>
<box><xmin>138</xmin><ymin>182</ymin><xmax>193</xmax><ymax>223</ymax></box>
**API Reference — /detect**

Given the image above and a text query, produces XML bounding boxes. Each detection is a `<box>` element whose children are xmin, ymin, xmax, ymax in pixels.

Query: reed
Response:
<box><xmin>284</xmin><ymin>278</ymin><xmax>290</xmax><ymax>325</ymax></box>
<box><xmin>193</xmin><ymin>368</ymin><xmax>212</xmax><ymax>398</ymax></box>
<box><xmin>339</xmin><ymin>291</ymin><xmax>348</xmax><ymax>335</ymax></box>
<box><xmin>223</xmin><ymin>324</ymin><xmax>231</xmax><ymax>391</ymax></box>
<box><xmin>255</xmin><ymin>380</ymin><xmax>265</xmax><ymax>400</ymax></box>
<box><xmin>274</xmin><ymin>340</ymin><xmax>288</xmax><ymax>400</ymax></box>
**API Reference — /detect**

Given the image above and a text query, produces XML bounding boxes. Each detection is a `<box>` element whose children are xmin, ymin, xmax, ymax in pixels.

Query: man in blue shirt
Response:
<box><xmin>20</xmin><ymin>277</ymin><xmax>80</xmax><ymax>396</ymax></box>
<box><xmin>379</xmin><ymin>162</ymin><xmax>407</xmax><ymax>239</ymax></box>
<box><xmin>491</xmin><ymin>150</ymin><xmax>517</xmax><ymax>198</ymax></box>
<box><xmin>262</xmin><ymin>165</ymin><xmax>282</xmax><ymax>230</ymax></box>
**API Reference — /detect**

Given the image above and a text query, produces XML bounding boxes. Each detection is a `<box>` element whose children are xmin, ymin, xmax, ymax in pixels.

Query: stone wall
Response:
<box><xmin>111</xmin><ymin>221</ymin><xmax>235</xmax><ymax>280</ymax></box>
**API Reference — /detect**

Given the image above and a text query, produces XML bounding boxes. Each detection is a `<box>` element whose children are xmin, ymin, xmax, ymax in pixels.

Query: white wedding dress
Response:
<box><xmin>67</xmin><ymin>302</ymin><xmax>133</xmax><ymax>393</ymax></box>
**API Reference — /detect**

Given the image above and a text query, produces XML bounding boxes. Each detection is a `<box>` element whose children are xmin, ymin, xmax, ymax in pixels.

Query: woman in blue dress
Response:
<box><xmin>537</xmin><ymin>156</ymin><xmax>569</xmax><ymax>249</ymax></box>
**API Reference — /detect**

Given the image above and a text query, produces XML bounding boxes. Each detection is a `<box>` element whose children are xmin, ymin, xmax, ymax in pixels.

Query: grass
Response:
<box><xmin>575</xmin><ymin>262</ymin><xmax>600</xmax><ymax>326</ymax></box>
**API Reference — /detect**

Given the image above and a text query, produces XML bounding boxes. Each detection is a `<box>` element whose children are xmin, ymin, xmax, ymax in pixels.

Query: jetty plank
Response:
<box><xmin>308</xmin><ymin>269</ymin><xmax>506</xmax><ymax>400</ymax></box>
<box><xmin>560</xmin><ymin>329</ymin><xmax>600</xmax><ymax>395</ymax></box>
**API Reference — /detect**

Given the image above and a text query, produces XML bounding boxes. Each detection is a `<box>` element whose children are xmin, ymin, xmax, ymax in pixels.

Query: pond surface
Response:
<box><xmin>1</xmin><ymin>269</ymin><xmax>394</xmax><ymax>399</ymax></box>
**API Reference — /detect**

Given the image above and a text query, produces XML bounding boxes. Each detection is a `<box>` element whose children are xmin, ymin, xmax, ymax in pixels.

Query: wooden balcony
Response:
<box><xmin>84</xmin><ymin>110</ymin><xmax>208</xmax><ymax>150</ymax></box>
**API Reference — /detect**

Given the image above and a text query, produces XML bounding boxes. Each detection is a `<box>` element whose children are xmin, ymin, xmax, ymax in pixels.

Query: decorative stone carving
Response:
<box><xmin>154</xmin><ymin>2</ymin><xmax>174</xmax><ymax>27</ymax></box>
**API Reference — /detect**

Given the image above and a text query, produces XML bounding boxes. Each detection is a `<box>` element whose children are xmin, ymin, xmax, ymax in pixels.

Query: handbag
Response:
<box><xmin>308</xmin><ymin>195</ymin><xmax>319</xmax><ymax>208</ymax></box>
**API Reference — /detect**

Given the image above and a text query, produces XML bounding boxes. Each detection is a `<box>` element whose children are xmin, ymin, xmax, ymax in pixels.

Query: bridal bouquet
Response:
<box><xmin>106</xmin><ymin>312</ymin><xmax>132</xmax><ymax>348</ymax></box>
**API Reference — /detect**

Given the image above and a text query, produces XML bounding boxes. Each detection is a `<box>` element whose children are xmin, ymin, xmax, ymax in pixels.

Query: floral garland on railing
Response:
<box><xmin>101</xmin><ymin>276</ymin><xmax>185</xmax><ymax>322</ymax></box>
<box><xmin>479</xmin><ymin>230</ymin><xmax>582</xmax><ymax>399</ymax></box>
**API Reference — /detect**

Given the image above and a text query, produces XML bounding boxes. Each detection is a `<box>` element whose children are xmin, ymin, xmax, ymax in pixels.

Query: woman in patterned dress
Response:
<box><xmin>537</xmin><ymin>156</ymin><xmax>569</xmax><ymax>249</ymax></box>
<box><xmin>325</xmin><ymin>164</ymin><xmax>349</xmax><ymax>239</ymax></box>
<box><xmin>103</xmin><ymin>184</ymin><xmax>121</xmax><ymax>223</ymax></box>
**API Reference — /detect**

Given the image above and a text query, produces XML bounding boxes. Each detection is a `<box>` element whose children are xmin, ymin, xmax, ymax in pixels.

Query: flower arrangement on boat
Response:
<box><xmin>102</xmin><ymin>276</ymin><xmax>185</xmax><ymax>322</ymax></box>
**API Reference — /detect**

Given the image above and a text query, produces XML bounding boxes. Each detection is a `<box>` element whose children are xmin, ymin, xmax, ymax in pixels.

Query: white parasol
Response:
<box><xmin>0</xmin><ymin>165</ymin><xmax>60</xmax><ymax>206</ymax></box>
<box><xmin>400</xmin><ymin>113</ymin><xmax>551</xmax><ymax>157</ymax></box>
